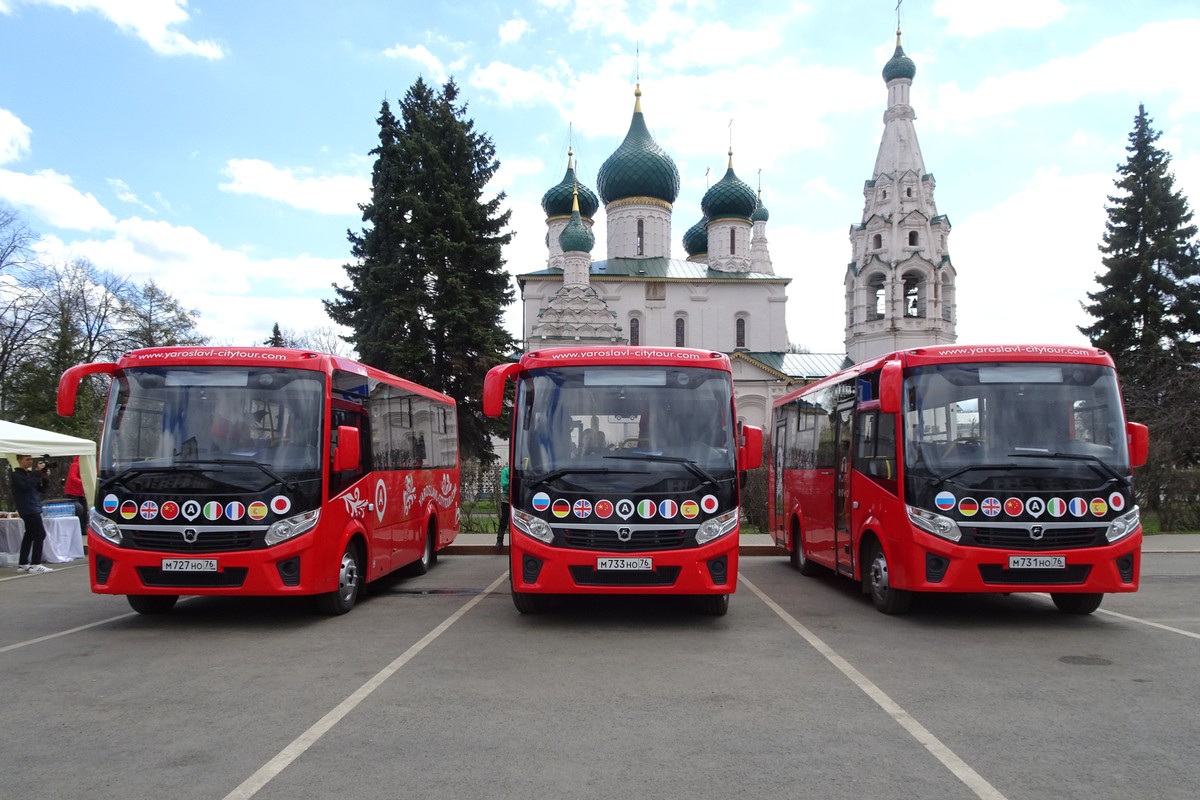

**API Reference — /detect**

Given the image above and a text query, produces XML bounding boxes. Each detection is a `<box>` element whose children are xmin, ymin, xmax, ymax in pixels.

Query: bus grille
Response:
<box><xmin>568</xmin><ymin>566</ymin><xmax>681</xmax><ymax>587</ymax></box>
<box><xmin>558</xmin><ymin>528</ymin><xmax>694</xmax><ymax>552</ymax></box>
<box><xmin>964</xmin><ymin>526</ymin><xmax>1106</xmax><ymax>550</ymax></box>
<box><xmin>125</xmin><ymin>530</ymin><xmax>260</xmax><ymax>553</ymax></box>
<box><xmin>136</xmin><ymin>566</ymin><xmax>248</xmax><ymax>588</ymax></box>
<box><xmin>978</xmin><ymin>564</ymin><xmax>1092</xmax><ymax>585</ymax></box>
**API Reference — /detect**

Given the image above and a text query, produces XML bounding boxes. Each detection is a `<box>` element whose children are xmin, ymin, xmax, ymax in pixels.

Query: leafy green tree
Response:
<box><xmin>1081</xmin><ymin>105</ymin><xmax>1200</xmax><ymax>527</ymax></box>
<box><xmin>327</xmin><ymin>78</ymin><xmax>516</xmax><ymax>462</ymax></box>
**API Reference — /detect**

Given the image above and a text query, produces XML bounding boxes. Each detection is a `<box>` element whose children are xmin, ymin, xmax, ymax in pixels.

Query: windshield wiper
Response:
<box><xmin>1006</xmin><ymin>451</ymin><xmax>1129</xmax><ymax>485</ymax></box>
<box><xmin>99</xmin><ymin>459</ymin><xmax>298</xmax><ymax>495</ymax></box>
<box><xmin>937</xmin><ymin>463</ymin><xmax>1044</xmax><ymax>484</ymax></box>
<box><xmin>601</xmin><ymin>453</ymin><xmax>721</xmax><ymax>490</ymax></box>
<box><xmin>185</xmin><ymin>458</ymin><xmax>300</xmax><ymax>491</ymax></box>
<box><xmin>526</xmin><ymin>467</ymin><xmax>620</xmax><ymax>492</ymax></box>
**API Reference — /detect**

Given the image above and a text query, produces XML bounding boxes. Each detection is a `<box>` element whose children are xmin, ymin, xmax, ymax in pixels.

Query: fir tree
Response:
<box><xmin>1081</xmin><ymin>105</ymin><xmax>1200</xmax><ymax>527</ymax></box>
<box><xmin>327</xmin><ymin>78</ymin><xmax>516</xmax><ymax>462</ymax></box>
<box><xmin>1081</xmin><ymin>104</ymin><xmax>1200</xmax><ymax>382</ymax></box>
<box><xmin>265</xmin><ymin>323</ymin><xmax>286</xmax><ymax>347</ymax></box>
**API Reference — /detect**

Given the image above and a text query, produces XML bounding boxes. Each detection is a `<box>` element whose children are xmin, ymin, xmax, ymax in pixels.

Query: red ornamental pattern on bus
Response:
<box><xmin>936</xmin><ymin>492</ymin><xmax>1129</xmax><ymax>519</ymax></box>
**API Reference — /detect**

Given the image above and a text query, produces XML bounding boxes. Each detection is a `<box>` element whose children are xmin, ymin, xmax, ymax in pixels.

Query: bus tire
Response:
<box><xmin>792</xmin><ymin>524</ymin><xmax>822</xmax><ymax>577</ymax></box>
<box><xmin>127</xmin><ymin>594</ymin><xmax>178</xmax><ymax>615</ymax></box>
<box><xmin>698</xmin><ymin>593</ymin><xmax>730</xmax><ymax>616</ymax></box>
<box><xmin>1051</xmin><ymin>592</ymin><xmax>1103</xmax><ymax>615</ymax></box>
<box><xmin>410</xmin><ymin>522</ymin><xmax>436</xmax><ymax>576</ymax></box>
<box><xmin>512</xmin><ymin>589</ymin><xmax>549</xmax><ymax>614</ymax></box>
<box><xmin>317</xmin><ymin>542</ymin><xmax>361</xmax><ymax>615</ymax></box>
<box><xmin>866</xmin><ymin>541</ymin><xmax>912</xmax><ymax>615</ymax></box>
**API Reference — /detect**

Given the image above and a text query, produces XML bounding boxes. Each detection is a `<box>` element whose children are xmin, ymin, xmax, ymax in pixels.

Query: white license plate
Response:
<box><xmin>1008</xmin><ymin>555</ymin><xmax>1066</xmax><ymax>569</ymax></box>
<box><xmin>596</xmin><ymin>557</ymin><xmax>653</xmax><ymax>571</ymax></box>
<box><xmin>161</xmin><ymin>558</ymin><xmax>218</xmax><ymax>572</ymax></box>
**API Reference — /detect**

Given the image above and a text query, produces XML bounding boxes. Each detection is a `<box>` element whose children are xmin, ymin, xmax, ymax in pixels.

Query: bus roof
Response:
<box><xmin>518</xmin><ymin>346</ymin><xmax>732</xmax><ymax>371</ymax></box>
<box><xmin>113</xmin><ymin>347</ymin><xmax>455</xmax><ymax>406</ymax></box>
<box><xmin>773</xmin><ymin>343</ymin><xmax>1115</xmax><ymax>408</ymax></box>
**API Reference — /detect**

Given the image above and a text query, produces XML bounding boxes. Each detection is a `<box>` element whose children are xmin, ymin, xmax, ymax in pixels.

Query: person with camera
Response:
<box><xmin>12</xmin><ymin>454</ymin><xmax>53</xmax><ymax>574</ymax></box>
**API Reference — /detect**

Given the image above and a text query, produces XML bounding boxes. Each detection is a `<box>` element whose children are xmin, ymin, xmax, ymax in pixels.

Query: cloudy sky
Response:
<box><xmin>1</xmin><ymin>0</ymin><xmax>1198</xmax><ymax>354</ymax></box>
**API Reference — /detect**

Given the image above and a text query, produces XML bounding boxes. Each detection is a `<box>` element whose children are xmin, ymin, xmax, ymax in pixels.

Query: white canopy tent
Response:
<box><xmin>0</xmin><ymin>420</ymin><xmax>97</xmax><ymax>507</ymax></box>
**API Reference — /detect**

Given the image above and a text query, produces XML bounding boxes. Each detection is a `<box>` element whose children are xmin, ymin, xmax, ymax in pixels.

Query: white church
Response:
<box><xmin>515</xmin><ymin>30</ymin><xmax>956</xmax><ymax>431</ymax></box>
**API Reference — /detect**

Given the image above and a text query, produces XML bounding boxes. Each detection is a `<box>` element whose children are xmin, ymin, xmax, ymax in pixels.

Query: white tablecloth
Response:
<box><xmin>0</xmin><ymin>516</ymin><xmax>84</xmax><ymax>563</ymax></box>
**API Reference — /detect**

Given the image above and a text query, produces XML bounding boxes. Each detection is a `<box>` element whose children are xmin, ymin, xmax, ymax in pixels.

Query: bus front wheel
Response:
<box><xmin>410</xmin><ymin>523</ymin><xmax>436</xmax><ymax>576</ymax></box>
<box><xmin>792</xmin><ymin>524</ymin><xmax>822</xmax><ymax>577</ymax></box>
<box><xmin>512</xmin><ymin>590</ymin><xmax>549</xmax><ymax>614</ymax></box>
<box><xmin>866</xmin><ymin>541</ymin><xmax>912</xmax><ymax>615</ymax></box>
<box><xmin>1051</xmin><ymin>592</ymin><xmax>1103</xmax><ymax>615</ymax></box>
<box><xmin>317</xmin><ymin>543</ymin><xmax>361</xmax><ymax>615</ymax></box>
<box><xmin>697</xmin><ymin>593</ymin><xmax>730</xmax><ymax>616</ymax></box>
<box><xmin>127</xmin><ymin>594</ymin><xmax>178</xmax><ymax>615</ymax></box>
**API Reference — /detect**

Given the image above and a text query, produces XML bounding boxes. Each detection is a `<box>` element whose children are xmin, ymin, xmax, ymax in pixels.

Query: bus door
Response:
<box><xmin>772</xmin><ymin>417</ymin><xmax>787</xmax><ymax>546</ymax></box>
<box><xmin>833</xmin><ymin>401</ymin><xmax>854</xmax><ymax>577</ymax></box>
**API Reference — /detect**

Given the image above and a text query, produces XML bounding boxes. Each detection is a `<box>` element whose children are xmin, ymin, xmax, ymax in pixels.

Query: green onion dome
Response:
<box><xmin>882</xmin><ymin>31</ymin><xmax>916</xmax><ymax>82</ymax></box>
<box><xmin>541</xmin><ymin>148</ymin><xmax>599</xmax><ymax>219</ymax></box>
<box><xmin>558</xmin><ymin>190</ymin><xmax>595</xmax><ymax>253</ymax></box>
<box><xmin>700</xmin><ymin>153</ymin><xmax>757</xmax><ymax>221</ymax></box>
<box><xmin>683</xmin><ymin>216</ymin><xmax>708</xmax><ymax>256</ymax></box>
<box><xmin>751</xmin><ymin>190</ymin><xmax>770</xmax><ymax>223</ymax></box>
<box><xmin>596</xmin><ymin>86</ymin><xmax>680</xmax><ymax>205</ymax></box>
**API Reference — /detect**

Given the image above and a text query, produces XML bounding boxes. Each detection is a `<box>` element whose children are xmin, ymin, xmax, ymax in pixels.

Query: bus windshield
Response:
<box><xmin>513</xmin><ymin>365</ymin><xmax>736</xmax><ymax>491</ymax></box>
<box><xmin>101</xmin><ymin>366</ymin><xmax>326</xmax><ymax>489</ymax></box>
<box><xmin>902</xmin><ymin>361</ymin><xmax>1131</xmax><ymax>489</ymax></box>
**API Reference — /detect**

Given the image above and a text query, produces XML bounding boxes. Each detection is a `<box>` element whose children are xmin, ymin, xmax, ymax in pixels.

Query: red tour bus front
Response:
<box><xmin>768</xmin><ymin>344</ymin><xmax>1148</xmax><ymax>616</ymax></box>
<box><xmin>58</xmin><ymin>347</ymin><xmax>459</xmax><ymax>616</ymax></box>
<box><xmin>484</xmin><ymin>346</ymin><xmax>762</xmax><ymax>616</ymax></box>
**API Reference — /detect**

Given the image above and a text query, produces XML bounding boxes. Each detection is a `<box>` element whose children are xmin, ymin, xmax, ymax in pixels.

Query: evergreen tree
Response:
<box><xmin>116</xmin><ymin>279</ymin><xmax>206</xmax><ymax>351</ymax></box>
<box><xmin>1081</xmin><ymin>104</ymin><xmax>1200</xmax><ymax>382</ymax></box>
<box><xmin>1081</xmin><ymin>105</ymin><xmax>1200</xmax><ymax>527</ymax></box>
<box><xmin>327</xmin><ymin>78</ymin><xmax>516</xmax><ymax>462</ymax></box>
<box><xmin>265</xmin><ymin>323</ymin><xmax>286</xmax><ymax>347</ymax></box>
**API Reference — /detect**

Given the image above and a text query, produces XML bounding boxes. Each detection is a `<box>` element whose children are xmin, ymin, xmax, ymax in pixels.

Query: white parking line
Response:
<box><xmin>740</xmin><ymin>575</ymin><xmax>1009</xmax><ymax>800</ymax></box>
<box><xmin>0</xmin><ymin>612</ymin><xmax>137</xmax><ymax>654</ymax></box>
<box><xmin>1097</xmin><ymin>608</ymin><xmax>1200</xmax><ymax>639</ymax></box>
<box><xmin>222</xmin><ymin>570</ymin><xmax>509</xmax><ymax>800</ymax></box>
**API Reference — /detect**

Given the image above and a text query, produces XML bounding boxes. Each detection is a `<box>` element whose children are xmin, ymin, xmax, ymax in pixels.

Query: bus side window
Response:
<box><xmin>856</xmin><ymin>410</ymin><xmax>898</xmax><ymax>493</ymax></box>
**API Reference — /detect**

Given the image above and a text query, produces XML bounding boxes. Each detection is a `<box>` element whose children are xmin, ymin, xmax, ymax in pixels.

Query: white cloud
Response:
<box><xmin>0</xmin><ymin>168</ymin><xmax>116</xmax><ymax>231</ymax></box>
<box><xmin>490</xmin><ymin>156</ymin><xmax>545</xmax><ymax>195</ymax></box>
<box><xmin>933</xmin><ymin>0</ymin><xmax>1069</xmax><ymax>37</ymax></box>
<box><xmin>499</xmin><ymin>17</ymin><xmax>529</xmax><ymax>45</ymax></box>
<box><xmin>383</xmin><ymin>43</ymin><xmax>448</xmax><ymax>84</ymax></box>
<box><xmin>0</xmin><ymin>108</ymin><xmax>31</xmax><ymax>165</ymax></box>
<box><xmin>219</xmin><ymin>159</ymin><xmax>368</xmax><ymax>216</ymax></box>
<box><xmin>7</xmin><ymin>0</ymin><xmax>225</xmax><ymax>58</ymax></box>
<box><xmin>922</xmin><ymin>21</ymin><xmax>1200</xmax><ymax>131</ymax></box>
<box><xmin>107</xmin><ymin>177</ymin><xmax>155</xmax><ymax>213</ymax></box>
<box><xmin>951</xmin><ymin>168</ymin><xmax>1109</xmax><ymax>347</ymax></box>
<box><xmin>469</xmin><ymin>60</ymin><xmax>567</xmax><ymax>107</ymax></box>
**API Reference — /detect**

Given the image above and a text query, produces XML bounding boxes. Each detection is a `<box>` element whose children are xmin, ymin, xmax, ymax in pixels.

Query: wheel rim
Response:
<box><xmin>337</xmin><ymin>550</ymin><xmax>359</xmax><ymax>604</ymax></box>
<box><xmin>422</xmin><ymin>530</ymin><xmax>433</xmax><ymax>567</ymax></box>
<box><xmin>869</xmin><ymin>549</ymin><xmax>890</xmax><ymax>602</ymax></box>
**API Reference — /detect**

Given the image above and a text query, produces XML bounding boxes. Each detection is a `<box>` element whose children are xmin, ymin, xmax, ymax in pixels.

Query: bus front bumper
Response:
<box><xmin>510</xmin><ymin>534</ymin><xmax>739</xmax><ymax>595</ymax></box>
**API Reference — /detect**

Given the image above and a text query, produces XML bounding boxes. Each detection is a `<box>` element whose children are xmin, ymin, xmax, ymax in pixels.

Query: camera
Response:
<box><xmin>39</xmin><ymin>455</ymin><xmax>56</xmax><ymax>472</ymax></box>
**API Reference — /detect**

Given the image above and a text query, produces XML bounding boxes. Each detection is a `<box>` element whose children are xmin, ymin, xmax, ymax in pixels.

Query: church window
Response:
<box><xmin>906</xmin><ymin>187</ymin><xmax>913</xmax><ymax>198</ymax></box>
<box><xmin>675</xmin><ymin>317</ymin><xmax>686</xmax><ymax>347</ymax></box>
<box><xmin>629</xmin><ymin>317</ymin><xmax>640</xmax><ymax>346</ymax></box>
<box><xmin>736</xmin><ymin>317</ymin><xmax>746</xmax><ymax>348</ymax></box>
<box><xmin>908</xmin><ymin>231</ymin><xmax>919</xmax><ymax>247</ymax></box>
<box><xmin>637</xmin><ymin>219</ymin><xmax>644</xmax><ymax>256</ymax></box>
<box><xmin>868</xmin><ymin>274</ymin><xmax>886</xmax><ymax>321</ymax></box>
<box><xmin>903</xmin><ymin>273</ymin><xmax>925</xmax><ymax>318</ymax></box>
<box><xmin>730</xmin><ymin>229</ymin><xmax>736</xmax><ymax>255</ymax></box>
<box><xmin>872</xmin><ymin>233</ymin><xmax>883</xmax><ymax>251</ymax></box>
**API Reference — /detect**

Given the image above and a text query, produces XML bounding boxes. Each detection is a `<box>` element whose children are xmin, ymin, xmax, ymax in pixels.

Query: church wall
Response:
<box><xmin>605</xmin><ymin>203</ymin><xmax>672</xmax><ymax>258</ymax></box>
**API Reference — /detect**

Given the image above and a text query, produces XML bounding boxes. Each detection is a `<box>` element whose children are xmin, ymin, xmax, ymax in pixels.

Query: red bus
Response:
<box><xmin>769</xmin><ymin>344</ymin><xmax>1149</xmax><ymax>615</ymax></box>
<box><xmin>57</xmin><ymin>347</ymin><xmax>459</xmax><ymax>615</ymax></box>
<box><xmin>484</xmin><ymin>346</ymin><xmax>762</xmax><ymax>615</ymax></box>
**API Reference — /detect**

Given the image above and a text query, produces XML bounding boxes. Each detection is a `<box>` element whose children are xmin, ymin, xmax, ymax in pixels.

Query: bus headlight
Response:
<box><xmin>512</xmin><ymin>507</ymin><xmax>553</xmax><ymax>544</ymax></box>
<box><xmin>907</xmin><ymin>505</ymin><xmax>962</xmax><ymax>542</ymax></box>
<box><xmin>265</xmin><ymin>509</ymin><xmax>320</xmax><ymax>546</ymax></box>
<box><xmin>1106</xmin><ymin>506</ymin><xmax>1140</xmax><ymax>543</ymax></box>
<box><xmin>696</xmin><ymin>508</ymin><xmax>739</xmax><ymax>545</ymax></box>
<box><xmin>89</xmin><ymin>508</ymin><xmax>122</xmax><ymax>545</ymax></box>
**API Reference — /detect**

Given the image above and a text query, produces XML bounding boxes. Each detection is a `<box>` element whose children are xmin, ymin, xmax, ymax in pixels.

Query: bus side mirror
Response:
<box><xmin>740</xmin><ymin>424</ymin><xmax>763</xmax><ymax>471</ymax></box>
<box><xmin>333</xmin><ymin>426</ymin><xmax>361</xmax><ymax>472</ymax></box>
<box><xmin>57</xmin><ymin>362</ymin><xmax>116</xmax><ymax>417</ymax></box>
<box><xmin>879</xmin><ymin>360</ymin><xmax>902</xmax><ymax>415</ymax></box>
<box><xmin>1127</xmin><ymin>422</ymin><xmax>1149</xmax><ymax>468</ymax></box>
<box><xmin>483</xmin><ymin>362</ymin><xmax>521</xmax><ymax>418</ymax></box>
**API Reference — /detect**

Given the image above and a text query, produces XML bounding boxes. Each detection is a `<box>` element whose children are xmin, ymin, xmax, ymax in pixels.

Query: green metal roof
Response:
<box><xmin>542</xmin><ymin>163</ymin><xmax>599</xmax><ymax>219</ymax></box>
<box><xmin>701</xmin><ymin>163</ymin><xmax>756</xmax><ymax>220</ymax></box>
<box><xmin>558</xmin><ymin>208</ymin><xmax>595</xmax><ymax>253</ymax></box>
<box><xmin>682</xmin><ymin>217</ymin><xmax>708</xmax><ymax>256</ymax></box>
<box><xmin>519</xmin><ymin>256</ymin><xmax>790</xmax><ymax>283</ymax></box>
<box><xmin>596</xmin><ymin>92</ymin><xmax>680</xmax><ymax>205</ymax></box>
<box><xmin>736</xmin><ymin>351</ymin><xmax>849</xmax><ymax>380</ymax></box>
<box><xmin>882</xmin><ymin>43</ymin><xmax>916</xmax><ymax>82</ymax></box>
